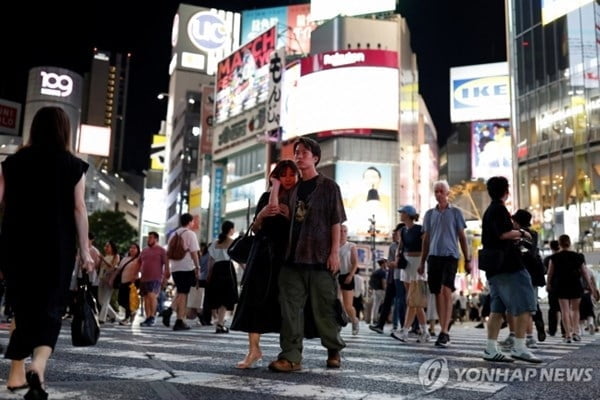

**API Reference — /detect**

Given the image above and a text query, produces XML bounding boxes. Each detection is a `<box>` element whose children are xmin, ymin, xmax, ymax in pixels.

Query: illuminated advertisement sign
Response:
<box><xmin>0</xmin><ymin>99</ymin><xmax>21</xmax><ymax>135</ymax></box>
<box><xmin>212</xmin><ymin>166</ymin><xmax>224</xmax><ymax>239</ymax></box>
<box><xmin>241</xmin><ymin>4</ymin><xmax>315</xmax><ymax>54</ymax></box>
<box><xmin>471</xmin><ymin>120</ymin><xmax>514</xmax><ymax>209</ymax></box>
<box><xmin>215</xmin><ymin>26</ymin><xmax>276</xmax><ymax>124</ymax></box>
<box><xmin>283</xmin><ymin>49</ymin><xmax>398</xmax><ymax>139</ymax></box>
<box><xmin>542</xmin><ymin>0</ymin><xmax>592</xmax><ymax>25</ymax></box>
<box><xmin>337</xmin><ymin>162</ymin><xmax>393</xmax><ymax>241</ymax></box>
<box><xmin>200</xmin><ymin>85</ymin><xmax>215</xmax><ymax>154</ymax></box>
<box><xmin>310</xmin><ymin>0</ymin><xmax>396</xmax><ymax>21</ymax></box>
<box><xmin>265</xmin><ymin>48</ymin><xmax>285</xmax><ymax>138</ymax></box>
<box><xmin>77</xmin><ymin>124</ymin><xmax>111</xmax><ymax>157</ymax></box>
<box><xmin>172</xmin><ymin>5</ymin><xmax>241</xmax><ymax>75</ymax></box>
<box><xmin>450</xmin><ymin>62</ymin><xmax>509</xmax><ymax>123</ymax></box>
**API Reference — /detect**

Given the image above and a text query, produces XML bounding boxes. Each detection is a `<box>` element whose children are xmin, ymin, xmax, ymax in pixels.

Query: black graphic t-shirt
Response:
<box><xmin>289</xmin><ymin>176</ymin><xmax>318</xmax><ymax>261</ymax></box>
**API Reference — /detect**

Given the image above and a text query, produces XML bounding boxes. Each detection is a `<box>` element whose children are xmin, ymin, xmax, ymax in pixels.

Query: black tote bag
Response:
<box><xmin>71</xmin><ymin>272</ymin><xmax>101</xmax><ymax>347</ymax></box>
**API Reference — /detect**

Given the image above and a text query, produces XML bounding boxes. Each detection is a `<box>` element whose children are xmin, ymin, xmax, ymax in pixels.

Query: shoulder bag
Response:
<box><xmin>397</xmin><ymin>227</ymin><xmax>408</xmax><ymax>269</ymax></box>
<box><xmin>478</xmin><ymin>247</ymin><xmax>505</xmax><ymax>275</ymax></box>
<box><xmin>227</xmin><ymin>223</ymin><xmax>255</xmax><ymax>264</ymax></box>
<box><xmin>71</xmin><ymin>272</ymin><xmax>101</xmax><ymax>347</ymax></box>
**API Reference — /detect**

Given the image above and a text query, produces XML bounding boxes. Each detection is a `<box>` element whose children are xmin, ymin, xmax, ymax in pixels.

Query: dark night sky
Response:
<box><xmin>0</xmin><ymin>0</ymin><xmax>505</xmax><ymax>174</ymax></box>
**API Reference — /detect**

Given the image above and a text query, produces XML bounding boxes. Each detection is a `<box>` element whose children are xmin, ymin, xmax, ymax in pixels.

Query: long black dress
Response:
<box><xmin>0</xmin><ymin>147</ymin><xmax>88</xmax><ymax>359</ymax></box>
<box><xmin>231</xmin><ymin>192</ymin><xmax>288</xmax><ymax>333</ymax></box>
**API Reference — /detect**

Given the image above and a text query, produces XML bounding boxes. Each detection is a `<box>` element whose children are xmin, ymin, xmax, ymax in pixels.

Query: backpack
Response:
<box><xmin>167</xmin><ymin>230</ymin><xmax>188</xmax><ymax>260</ymax></box>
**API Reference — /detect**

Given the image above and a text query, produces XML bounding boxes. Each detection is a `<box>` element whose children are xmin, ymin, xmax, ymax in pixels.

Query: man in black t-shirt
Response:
<box><xmin>268</xmin><ymin>137</ymin><xmax>347</xmax><ymax>372</ymax></box>
<box><xmin>481</xmin><ymin>177</ymin><xmax>541</xmax><ymax>364</ymax></box>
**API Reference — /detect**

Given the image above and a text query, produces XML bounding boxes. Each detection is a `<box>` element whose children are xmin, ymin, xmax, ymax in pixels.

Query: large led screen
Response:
<box><xmin>337</xmin><ymin>162</ymin><xmax>393</xmax><ymax>242</ymax></box>
<box><xmin>241</xmin><ymin>4</ymin><xmax>314</xmax><ymax>55</ymax></box>
<box><xmin>283</xmin><ymin>49</ymin><xmax>398</xmax><ymax>139</ymax></box>
<box><xmin>310</xmin><ymin>0</ymin><xmax>396</xmax><ymax>21</ymax></box>
<box><xmin>215</xmin><ymin>27</ymin><xmax>276</xmax><ymax>124</ymax></box>
<box><xmin>471</xmin><ymin>120</ymin><xmax>514</xmax><ymax>209</ymax></box>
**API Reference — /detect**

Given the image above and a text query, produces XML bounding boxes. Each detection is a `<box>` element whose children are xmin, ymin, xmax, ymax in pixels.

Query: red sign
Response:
<box><xmin>216</xmin><ymin>26</ymin><xmax>276</xmax><ymax>91</ymax></box>
<box><xmin>301</xmin><ymin>49</ymin><xmax>398</xmax><ymax>76</ymax></box>
<box><xmin>0</xmin><ymin>104</ymin><xmax>18</xmax><ymax>129</ymax></box>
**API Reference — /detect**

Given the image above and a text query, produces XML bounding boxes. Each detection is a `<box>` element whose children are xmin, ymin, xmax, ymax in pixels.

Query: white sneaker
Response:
<box><xmin>391</xmin><ymin>329</ymin><xmax>408</xmax><ymax>342</ymax></box>
<box><xmin>510</xmin><ymin>348</ymin><xmax>542</xmax><ymax>363</ymax></box>
<box><xmin>417</xmin><ymin>331</ymin><xmax>431</xmax><ymax>343</ymax></box>
<box><xmin>352</xmin><ymin>319</ymin><xmax>359</xmax><ymax>335</ymax></box>
<box><xmin>525</xmin><ymin>337</ymin><xmax>538</xmax><ymax>348</ymax></box>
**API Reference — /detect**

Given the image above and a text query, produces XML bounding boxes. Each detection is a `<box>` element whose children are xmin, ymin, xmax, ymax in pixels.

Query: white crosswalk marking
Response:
<box><xmin>0</xmin><ymin>320</ymin><xmax>596</xmax><ymax>399</ymax></box>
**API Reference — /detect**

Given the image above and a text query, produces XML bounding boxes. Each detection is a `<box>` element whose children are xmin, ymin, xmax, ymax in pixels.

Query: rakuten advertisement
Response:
<box><xmin>215</xmin><ymin>26</ymin><xmax>276</xmax><ymax>124</ymax></box>
<box><xmin>285</xmin><ymin>49</ymin><xmax>398</xmax><ymax>139</ymax></box>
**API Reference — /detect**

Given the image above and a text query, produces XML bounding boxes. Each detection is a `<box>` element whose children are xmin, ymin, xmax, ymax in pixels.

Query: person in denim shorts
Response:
<box><xmin>481</xmin><ymin>176</ymin><xmax>540</xmax><ymax>363</ymax></box>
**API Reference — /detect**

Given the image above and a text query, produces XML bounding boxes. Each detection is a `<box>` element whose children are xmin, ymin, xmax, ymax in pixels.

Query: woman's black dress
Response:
<box><xmin>550</xmin><ymin>251</ymin><xmax>585</xmax><ymax>299</ymax></box>
<box><xmin>0</xmin><ymin>147</ymin><xmax>88</xmax><ymax>359</ymax></box>
<box><xmin>231</xmin><ymin>192</ymin><xmax>288</xmax><ymax>333</ymax></box>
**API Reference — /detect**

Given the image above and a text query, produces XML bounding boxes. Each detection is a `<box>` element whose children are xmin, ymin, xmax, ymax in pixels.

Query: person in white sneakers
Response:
<box><xmin>480</xmin><ymin>177</ymin><xmax>541</xmax><ymax>363</ymax></box>
<box><xmin>391</xmin><ymin>205</ymin><xmax>429</xmax><ymax>344</ymax></box>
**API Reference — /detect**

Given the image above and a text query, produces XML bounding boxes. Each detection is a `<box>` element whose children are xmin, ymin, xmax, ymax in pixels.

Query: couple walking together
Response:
<box><xmin>232</xmin><ymin>137</ymin><xmax>347</xmax><ymax>371</ymax></box>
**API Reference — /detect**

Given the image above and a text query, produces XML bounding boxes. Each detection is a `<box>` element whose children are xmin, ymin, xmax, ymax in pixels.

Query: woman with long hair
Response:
<box><xmin>98</xmin><ymin>240</ymin><xmax>120</xmax><ymax>323</ymax></box>
<box><xmin>111</xmin><ymin>243</ymin><xmax>141</xmax><ymax>325</ymax></box>
<box><xmin>231</xmin><ymin>160</ymin><xmax>300</xmax><ymax>368</ymax></box>
<box><xmin>0</xmin><ymin>106</ymin><xmax>93</xmax><ymax>399</ymax></box>
<box><xmin>205</xmin><ymin>221</ymin><xmax>239</xmax><ymax>333</ymax></box>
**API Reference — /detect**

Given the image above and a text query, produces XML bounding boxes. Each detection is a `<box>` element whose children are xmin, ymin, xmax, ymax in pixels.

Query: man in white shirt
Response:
<box><xmin>164</xmin><ymin>213</ymin><xmax>200</xmax><ymax>331</ymax></box>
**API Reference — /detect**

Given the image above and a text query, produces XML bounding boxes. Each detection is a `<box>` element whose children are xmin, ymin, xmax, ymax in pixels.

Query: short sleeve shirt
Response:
<box><xmin>422</xmin><ymin>204</ymin><xmax>466</xmax><ymax>259</ymax></box>
<box><xmin>168</xmin><ymin>228</ymin><xmax>200</xmax><ymax>272</ymax></box>
<box><xmin>140</xmin><ymin>245</ymin><xmax>167</xmax><ymax>282</ymax></box>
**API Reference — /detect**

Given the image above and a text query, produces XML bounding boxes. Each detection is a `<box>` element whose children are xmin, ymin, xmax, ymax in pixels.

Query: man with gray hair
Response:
<box><xmin>418</xmin><ymin>180</ymin><xmax>470</xmax><ymax>348</ymax></box>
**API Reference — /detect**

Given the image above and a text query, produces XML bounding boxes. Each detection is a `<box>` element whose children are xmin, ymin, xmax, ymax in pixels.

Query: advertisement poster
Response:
<box><xmin>241</xmin><ymin>4</ymin><xmax>314</xmax><ymax>55</ymax></box>
<box><xmin>215</xmin><ymin>26</ymin><xmax>276</xmax><ymax>124</ymax></box>
<box><xmin>471</xmin><ymin>120</ymin><xmax>514</xmax><ymax>209</ymax></box>
<box><xmin>336</xmin><ymin>162</ymin><xmax>393</xmax><ymax>241</ymax></box>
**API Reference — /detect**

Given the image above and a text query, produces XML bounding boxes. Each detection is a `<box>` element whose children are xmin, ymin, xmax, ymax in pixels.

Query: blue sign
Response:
<box><xmin>241</xmin><ymin>7</ymin><xmax>288</xmax><ymax>48</ymax></box>
<box><xmin>212</xmin><ymin>166</ymin><xmax>224</xmax><ymax>239</ymax></box>
<box><xmin>452</xmin><ymin>75</ymin><xmax>508</xmax><ymax>109</ymax></box>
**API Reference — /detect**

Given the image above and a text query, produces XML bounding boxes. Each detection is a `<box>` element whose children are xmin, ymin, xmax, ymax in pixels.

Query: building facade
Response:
<box><xmin>209</xmin><ymin>13</ymin><xmax>439</xmax><ymax>272</ymax></box>
<box><xmin>507</xmin><ymin>0</ymin><xmax>600</xmax><ymax>248</ymax></box>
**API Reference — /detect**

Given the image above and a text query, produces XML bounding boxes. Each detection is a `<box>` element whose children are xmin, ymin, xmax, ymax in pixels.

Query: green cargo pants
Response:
<box><xmin>278</xmin><ymin>264</ymin><xmax>346</xmax><ymax>363</ymax></box>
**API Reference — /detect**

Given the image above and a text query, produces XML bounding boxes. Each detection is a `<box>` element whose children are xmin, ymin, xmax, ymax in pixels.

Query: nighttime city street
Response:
<box><xmin>2</xmin><ymin>1</ymin><xmax>600</xmax><ymax>399</ymax></box>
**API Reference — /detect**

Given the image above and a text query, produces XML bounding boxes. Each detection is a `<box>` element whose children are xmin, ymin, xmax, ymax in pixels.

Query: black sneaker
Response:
<box><xmin>435</xmin><ymin>332</ymin><xmax>450</xmax><ymax>348</ymax></box>
<box><xmin>162</xmin><ymin>308</ymin><xmax>173</xmax><ymax>327</ymax></box>
<box><xmin>173</xmin><ymin>320</ymin><xmax>191</xmax><ymax>331</ymax></box>
<box><xmin>369</xmin><ymin>324</ymin><xmax>384</xmax><ymax>334</ymax></box>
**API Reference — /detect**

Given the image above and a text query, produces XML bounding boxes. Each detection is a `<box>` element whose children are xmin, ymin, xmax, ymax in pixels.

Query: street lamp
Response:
<box><xmin>157</xmin><ymin>92</ymin><xmax>168</xmax><ymax>100</ymax></box>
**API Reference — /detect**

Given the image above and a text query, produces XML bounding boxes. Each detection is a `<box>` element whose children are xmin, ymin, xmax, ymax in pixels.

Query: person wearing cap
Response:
<box><xmin>418</xmin><ymin>180</ymin><xmax>470</xmax><ymax>348</ymax></box>
<box><xmin>391</xmin><ymin>205</ymin><xmax>429</xmax><ymax>344</ymax></box>
<box><xmin>480</xmin><ymin>176</ymin><xmax>541</xmax><ymax>363</ymax></box>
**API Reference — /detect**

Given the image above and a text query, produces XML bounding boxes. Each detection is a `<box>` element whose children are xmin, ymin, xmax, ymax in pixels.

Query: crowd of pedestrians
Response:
<box><xmin>1</xmin><ymin>109</ymin><xmax>599</xmax><ymax>400</ymax></box>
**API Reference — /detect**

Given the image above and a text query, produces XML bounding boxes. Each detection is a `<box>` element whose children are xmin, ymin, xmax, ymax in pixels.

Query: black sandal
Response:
<box><xmin>24</xmin><ymin>371</ymin><xmax>48</xmax><ymax>400</ymax></box>
<box><xmin>6</xmin><ymin>383</ymin><xmax>28</xmax><ymax>392</ymax></box>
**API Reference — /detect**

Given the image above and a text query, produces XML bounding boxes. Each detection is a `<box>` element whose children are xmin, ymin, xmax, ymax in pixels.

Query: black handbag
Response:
<box><xmin>478</xmin><ymin>247</ymin><xmax>505</xmax><ymax>275</ymax></box>
<box><xmin>227</xmin><ymin>224</ymin><xmax>255</xmax><ymax>264</ymax></box>
<box><xmin>71</xmin><ymin>272</ymin><xmax>100</xmax><ymax>347</ymax></box>
<box><xmin>397</xmin><ymin>251</ymin><xmax>408</xmax><ymax>269</ymax></box>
